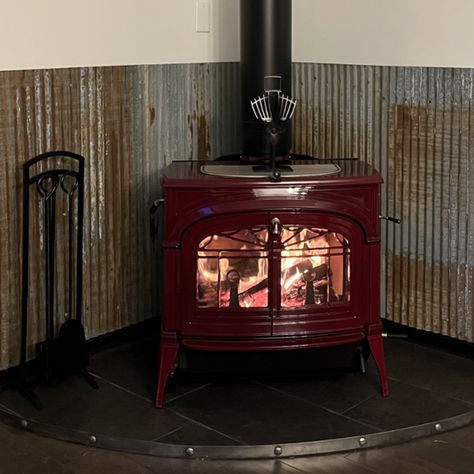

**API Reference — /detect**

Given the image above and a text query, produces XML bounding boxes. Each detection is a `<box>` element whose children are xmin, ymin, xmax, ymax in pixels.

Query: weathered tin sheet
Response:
<box><xmin>0</xmin><ymin>63</ymin><xmax>239</xmax><ymax>370</ymax></box>
<box><xmin>0</xmin><ymin>61</ymin><xmax>472</xmax><ymax>370</ymax></box>
<box><xmin>293</xmin><ymin>63</ymin><xmax>474</xmax><ymax>343</ymax></box>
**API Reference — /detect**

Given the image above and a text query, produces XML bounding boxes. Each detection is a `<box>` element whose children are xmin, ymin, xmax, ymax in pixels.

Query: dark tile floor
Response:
<box><xmin>0</xmin><ymin>336</ymin><xmax>473</xmax><ymax>449</ymax></box>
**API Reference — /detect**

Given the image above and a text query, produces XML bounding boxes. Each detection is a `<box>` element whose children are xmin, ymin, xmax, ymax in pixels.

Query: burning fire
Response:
<box><xmin>196</xmin><ymin>227</ymin><xmax>349</xmax><ymax>309</ymax></box>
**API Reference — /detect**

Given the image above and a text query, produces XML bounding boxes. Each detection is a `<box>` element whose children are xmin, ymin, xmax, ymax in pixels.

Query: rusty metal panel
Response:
<box><xmin>292</xmin><ymin>63</ymin><xmax>474</xmax><ymax>343</ymax></box>
<box><xmin>0</xmin><ymin>63</ymin><xmax>240</xmax><ymax>370</ymax></box>
<box><xmin>0</xmin><ymin>61</ymin><xmax>473</xmax><ymax>371</ymax></box>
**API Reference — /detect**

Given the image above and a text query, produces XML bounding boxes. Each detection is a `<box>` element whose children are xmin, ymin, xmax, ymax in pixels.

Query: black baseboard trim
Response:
<box><xmin>382</xmin><ymin>319</ymin><xmax>474</xmax><ymax>360</ymax></box>
<box><xmin>0</xmin><ymin>317</ymin><xmax>161</xmax><ymax>383</ymax></box>
<box><xmin>86</xmin><ymin>317</ymin><xmax>160</xmax><ymax>355</ymax></box>
<box><xmin>2</xmin><ymin>316</ymin><xmax>472</xmax><ymax>382</ymax></box>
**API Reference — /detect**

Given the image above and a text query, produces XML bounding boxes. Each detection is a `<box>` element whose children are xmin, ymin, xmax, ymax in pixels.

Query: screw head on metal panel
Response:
<box><xmin>89</xmin><ymin>435</ymin><xmax>97</xmax><ymax>444</ymax></box>
<box><xmin>434</xmin><ymin>423</ymin><xmax>442</xmax><ymax>432</ymax></box>
<box><xmin>185</xmin><ymin>447</ymin><xmax>195</xmax><ymax>457</ymax></box>
<box><xmin>274</xmin><ymin>446</ymin><xmax>282</xmax><ymax>456</ymax></box>
<box><xmin>359</xmin><ymin>437</ymin><xmax>367</xmax><ymax>447</ymax></box>
<box><xmin>20</xmin><ymin>419</ymin><xmax>28</xmax><ymax>428</ymax></box>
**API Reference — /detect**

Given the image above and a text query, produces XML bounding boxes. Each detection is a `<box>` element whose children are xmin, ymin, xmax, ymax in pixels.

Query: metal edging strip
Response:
<box><xmin>0</xmin><ymin>406</ymin><xmax>473</xmax><ymax>460</ymax></box>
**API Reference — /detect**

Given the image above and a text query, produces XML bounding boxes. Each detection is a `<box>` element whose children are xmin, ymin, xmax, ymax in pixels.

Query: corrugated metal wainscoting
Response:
<box><xmin>0</xmin><ymin>64</ymin><xmax>239</xmax><ymax>370</ymax></box>
<box><xmin>0</xmin><ymin>62</ymin><xmax>472</xmax><ymax>370</ymax></box>
<box><xmin>292</xmin><ymin>63</ymin><xmax>474</xmax><ymax>343</ymax></box>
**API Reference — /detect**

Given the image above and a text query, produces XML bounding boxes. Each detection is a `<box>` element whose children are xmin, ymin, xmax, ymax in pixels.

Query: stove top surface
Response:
<box><xmin>163</xmin><ymin>159</ymin><xmax>383</xmax><ymax>187</ymax></box>
<box><xmin>200</xmin><ymin>163</ymin><xmax>341</xmax><ymax>178</ymax></box>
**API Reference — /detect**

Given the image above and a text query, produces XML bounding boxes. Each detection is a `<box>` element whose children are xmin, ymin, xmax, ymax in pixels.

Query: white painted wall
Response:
<box><xmin>0</xmin><ymin>0</ymin><xmax>240</xmax><ymax>70</ymax></box>
<box><xmin>1</xmin><ymin>0</ymin><xmax>474</xmax><ymax>71</ymax></box>
<box><xmin>294</xmin><ymin>0</ymin><xmax>474</xmax><ymax>67</ymax></box>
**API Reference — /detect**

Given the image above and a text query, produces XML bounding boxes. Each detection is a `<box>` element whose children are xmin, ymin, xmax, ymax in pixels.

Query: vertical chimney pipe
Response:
<box><xmin>240</xmin><ymin>0</ymin><xmax>292</xmax><ymax>158</ymax></box>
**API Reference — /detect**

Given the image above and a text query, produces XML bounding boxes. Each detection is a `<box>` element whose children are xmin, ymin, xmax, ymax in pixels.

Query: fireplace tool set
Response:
<box><xmin>13</xmin><ymin>151</ymin><xmax>97</xmax><ymax>408</ymax></box>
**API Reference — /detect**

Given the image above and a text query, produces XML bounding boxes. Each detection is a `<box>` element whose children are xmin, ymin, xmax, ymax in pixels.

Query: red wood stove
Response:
<box><xmin>155</xmin><ymin>159</ymin><xmax>389</xmax><ymax>407</ymax></box>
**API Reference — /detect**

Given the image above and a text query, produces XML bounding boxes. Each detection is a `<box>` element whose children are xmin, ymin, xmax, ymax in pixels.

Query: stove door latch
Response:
<box><xmin>271</xmin><ymin>217</ymin><xmax>281</xmax><ymax>235</ymax></box>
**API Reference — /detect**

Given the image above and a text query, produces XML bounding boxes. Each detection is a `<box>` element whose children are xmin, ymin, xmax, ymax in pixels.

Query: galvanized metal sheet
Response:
<box><xmin>0</xmin><ymin>61</ymin><xmax>472</xmax><ymax>370</ymax></box>
<box><xmin>292</xmin><ymin>63</ymin><xmax>474</xmax><ymax>343</ymax></box>
<box><xmin>0</xmin><ymin>63</ymin><xmax>240</xmax><ymax>370</ymax></box>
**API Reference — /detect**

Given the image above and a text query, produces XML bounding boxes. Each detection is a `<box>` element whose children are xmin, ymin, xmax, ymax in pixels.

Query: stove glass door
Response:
<box><xmin>280</xmin><ymin>226</ymin><xmax>350</xmax><ymax>308</ymax></box>
<box><xmin>197</xmin><ymin>227</ymin><xmax>269</xmax><ymax>308</ymax></box>
<box><xmin>196</xmin><ymin>222</ymin><xmax>350</xmax><ymax>311</ymax></box>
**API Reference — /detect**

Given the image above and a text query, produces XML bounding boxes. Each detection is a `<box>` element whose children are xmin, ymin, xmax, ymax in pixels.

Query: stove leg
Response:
<box><xmin>155</xmin><ymin>337</ymin><xmax>179</xmax><ymax>408</ymax></box>
<box><xmin>368</xmin><ymin>334</ymin><xmax>389</xmax><ymax>397</ymax></box>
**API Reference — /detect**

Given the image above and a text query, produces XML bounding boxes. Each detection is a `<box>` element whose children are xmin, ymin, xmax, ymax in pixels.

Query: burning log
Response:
<box><xmin>239</xmin><ymin>262</ymin><xmax>329</xmax><ymax>299</ymax></box>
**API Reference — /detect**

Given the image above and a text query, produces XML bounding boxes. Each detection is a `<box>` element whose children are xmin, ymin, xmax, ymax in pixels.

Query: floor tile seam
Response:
<box><xmin>365</xmin><ymin>371</ymin><xmax>402</xmax><ymax>384</ymax></box>
<box><xmin>0</xmin><ymin>401</ymin><xmax>22</xmax><ymax>418</ymax></box>
<box><xmin>252</xmin><ymin>380</ymin><xmax>383</xmax><ymax>432</ymax></box>
<box><xmin>340</xmin><ymin>379</ymin><xmax>403</xmax><ymax>415</ymax></box>
<box><xmin>340</xmin><ymin>395</ymin><xmax>380</xmax><ymax>416</ymax></box>
<box><xmin>165</xmin><ymin>382</ymin><xmax>215</xmax><ymax>404</ymax></box>
<box><xmin>384</xmin><ymin>378</ymin><xmax>474</xmax><ymax>408</ymax></box>
<box><xmin>368</xmin><ymin>370</ymin><xmax>474</xmax><ymax>406</ymax></box>
<box><xmin>151</xmin><ymin>425</ymin><xmax>187</xmax><ymax>442</ymax></box>
<box><xmin>87</xmin><ymin>372</ymin><xmax>154</xmax><ymax>404</ymax></box>
<box><xmin>403</xmin><ymin>341</ymin><xmax>474</xmax><ymax>363</ymax></box>
<box><xmin>167</xmin><ymin>407</ymin><xmax>245</xmax><ymax>445</ymax></box>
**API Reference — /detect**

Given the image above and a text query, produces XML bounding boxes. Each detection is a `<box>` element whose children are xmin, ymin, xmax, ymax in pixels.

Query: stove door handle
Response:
<box><xmin>149</xmin><ymin>198</ymin><xmax>165</xmax><ymax>243</ymax></box>
<box><xmin>379</xmin><ymin>215</ymin><xmax>401</xmax><ymax>224</ymax></box>
<box><xmin>271</xmin><ymin>217</ymin><xmax>281</xmax><ymax>235</ymax></box>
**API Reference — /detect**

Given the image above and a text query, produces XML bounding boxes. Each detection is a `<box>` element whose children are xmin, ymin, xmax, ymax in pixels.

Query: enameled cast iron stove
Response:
<box><xmin>154</xmin><ymin>0</ymin><xmax>389</xmax><ymax>408</ymax></box>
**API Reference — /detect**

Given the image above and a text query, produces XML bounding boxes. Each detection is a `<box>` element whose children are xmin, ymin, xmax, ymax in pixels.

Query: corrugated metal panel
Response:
<box><xmin>0</xmin><ymin>63</ymin><xmax>240</xmax><ymax>370</ymax></box>
<box><xmin>0</xmin><ymin>61</ymin><xmax>472</xmax><ymax>371</ymax></box>
<box><xmin>292</xmin><ymin>63</ymin><xmax>474</xmax><ymax>343</ymax></box>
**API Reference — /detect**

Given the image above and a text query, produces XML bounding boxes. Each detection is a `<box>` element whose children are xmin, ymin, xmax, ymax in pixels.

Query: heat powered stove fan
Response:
<box><xmin>250</xmin><ymin>75</ymin><xmax>296</xmax><ymax>181</ymax></box>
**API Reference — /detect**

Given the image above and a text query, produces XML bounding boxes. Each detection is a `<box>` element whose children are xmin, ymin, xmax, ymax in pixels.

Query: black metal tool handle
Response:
<box><xmin>37</xmin><ymin>174</ymin><xmax>60</xmax><ymax>384</ymax></box>
<box><xmin>61</xmin><ymin>173</ymin><xmax>79</xmax><ymax>322</ymax></box>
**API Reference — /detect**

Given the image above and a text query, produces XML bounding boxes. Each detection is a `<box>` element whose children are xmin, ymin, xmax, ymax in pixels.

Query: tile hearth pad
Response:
<box><xmin>0</xmin><ymin>337</ymin><xmax>473</xmax><ymax>450</ymax></box>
